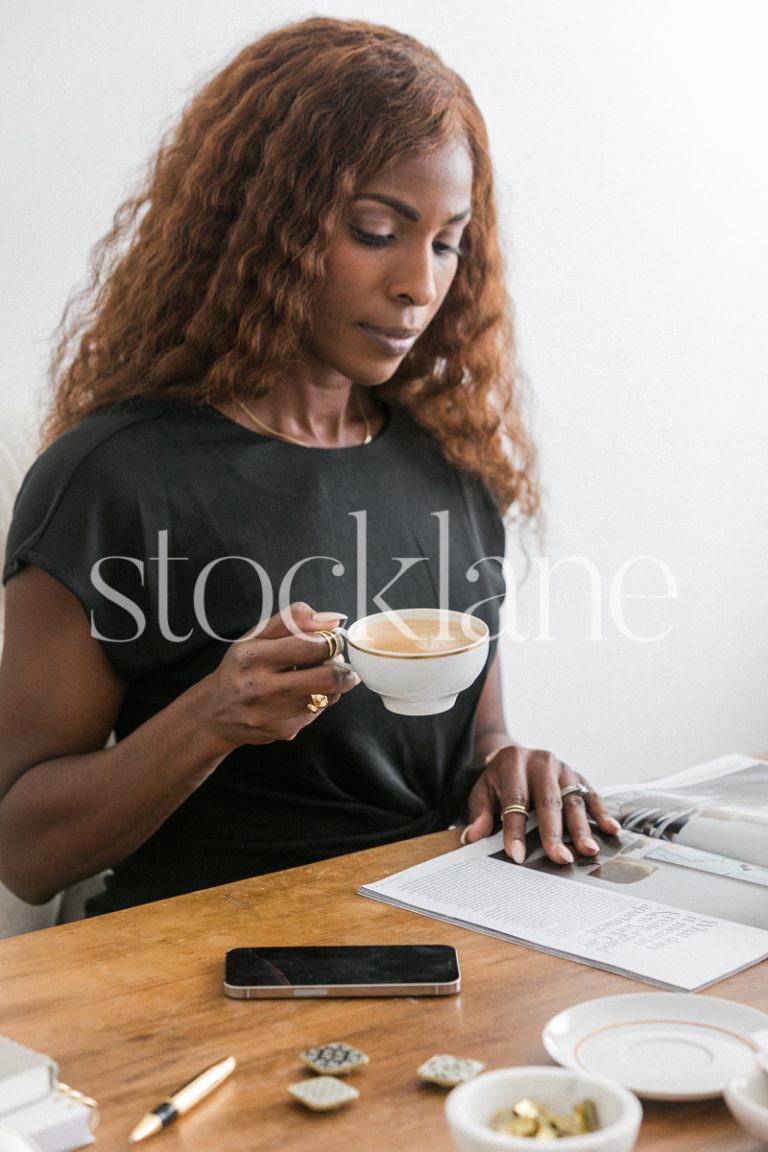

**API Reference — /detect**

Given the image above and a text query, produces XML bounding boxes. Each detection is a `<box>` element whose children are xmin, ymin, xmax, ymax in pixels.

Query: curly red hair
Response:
<box><xmin>45</xmin><ymin>17</ymin><xmax>539</xmax><ymax>519</ymax></box>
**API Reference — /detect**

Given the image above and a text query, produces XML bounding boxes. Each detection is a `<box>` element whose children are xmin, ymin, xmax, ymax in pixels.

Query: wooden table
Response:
<box><xmin>1</xmin><ymin>830</ymin><xmax>765</xmax><ymax>1151</ymax></box>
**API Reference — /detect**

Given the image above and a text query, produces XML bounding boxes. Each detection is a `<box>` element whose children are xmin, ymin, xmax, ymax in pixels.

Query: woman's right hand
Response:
<box><xmin>202</xmin><ymin>601</ymin><xmax>359</xmax><ymax>752</ymax></box>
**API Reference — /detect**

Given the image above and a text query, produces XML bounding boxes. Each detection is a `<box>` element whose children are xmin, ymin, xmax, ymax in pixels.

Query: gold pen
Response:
<box><xmin>128</xmin><ymin>1055</ymin><xmax>236</xmax><ymax>1143</ymax></box>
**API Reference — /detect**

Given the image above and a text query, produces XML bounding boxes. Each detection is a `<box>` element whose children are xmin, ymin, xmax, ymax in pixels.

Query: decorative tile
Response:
<box><xmin>300</xmin><ymin>1041</ymin><xmax>369</xmax><ymax>1076</ymax></box>
<box><xmin>417</xmin><ymin>1054</ymin><xmax>485</xmax><ymax>1087</ymax></box>
<box><xmin>288</xmin><ymin>1075</ymin><xmax>360</xmax><ymax>1111</ymax></box>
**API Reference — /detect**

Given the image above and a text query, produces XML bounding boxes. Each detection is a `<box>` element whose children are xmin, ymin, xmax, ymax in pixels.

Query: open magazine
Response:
<box><xmin>358</xmin><ymin>754</ymin><xmax>768</xmax><ymax>991</ymax></box>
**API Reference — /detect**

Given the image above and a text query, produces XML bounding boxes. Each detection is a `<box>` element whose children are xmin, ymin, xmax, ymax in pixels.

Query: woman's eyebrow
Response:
<box><xmin>352</xmin><ymin>193</ymin><xmax>470</xmax><ymax>225</ymax></box>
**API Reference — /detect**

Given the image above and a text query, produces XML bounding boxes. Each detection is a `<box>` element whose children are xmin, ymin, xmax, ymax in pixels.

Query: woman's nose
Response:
<box><xmin>387</xmin><ymin>245</ymin><xmax>438</xmax><ymax>308</ymax></box>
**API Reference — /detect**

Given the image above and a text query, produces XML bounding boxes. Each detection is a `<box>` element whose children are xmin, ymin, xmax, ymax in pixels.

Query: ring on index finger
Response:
<box><xmin>501</xmin><ymin>804</ymin><xmax>529</xmax><ymax>819</ymax></box>
<box><xmin>316</xmin><ymin>630</ymin><xmax>343</xmax><ymax>661</ymax></box>
<box><xmin>560</xmin><ymin>783</ymin><xmax>590</xmax><ymax>801</ymax></box>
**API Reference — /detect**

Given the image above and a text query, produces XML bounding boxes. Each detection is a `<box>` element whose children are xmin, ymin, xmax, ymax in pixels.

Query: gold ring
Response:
<box><xmin>316</xmin><ymin>630</ymin><xmax>343</xmax><ymax>661</ymax></box>
<box><xmin>306</xmin><ymin>693</ymin><xmax>329</xmax><ymax>714</ymax></box>
<box><xmin>328</xmin><ymin>631</ymin><xmax>343</xmax><ymax>659</ymax></box>
<box><xmin>561</xmin><ymin>783</ymin><xmax>590</xmax><ymax>801</ymax></box>
<box><xmin>501</xmin><ymin>804</ymin><xmax>529</xmax><ymax>819</ymax></box>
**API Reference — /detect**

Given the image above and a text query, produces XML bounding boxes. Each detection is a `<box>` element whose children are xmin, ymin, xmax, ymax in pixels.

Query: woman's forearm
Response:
<box><xmin>472</xmin><ymin>654</ymin><xmax>515</xmax><ymax>768</ymax></box>
<box><xmin>472</xmin><ymin>727</ymin><xmax>515</xmax><ymax>768</ymax></box>
<box><xmin>0</xmin><ymin>586</ymin><xmax>356</xmax><ymax>905</ymax></box>
<box><xmin>0</xmin><ymin>675</ymin><xmax>230</xmax><ymax>904</ymax></box>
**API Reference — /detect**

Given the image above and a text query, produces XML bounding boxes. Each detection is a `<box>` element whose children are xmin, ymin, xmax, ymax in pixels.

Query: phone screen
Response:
<box><xmin>223</xmin><ymin>944</ymin><xmax>461</xmax><ymax>998</ymax></box>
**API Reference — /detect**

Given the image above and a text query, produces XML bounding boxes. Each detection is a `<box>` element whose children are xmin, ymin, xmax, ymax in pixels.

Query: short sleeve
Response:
<box><xmin>3</xmin><ymin>409</ymin><xmax>162</xmax><ymax>679</ymax></box>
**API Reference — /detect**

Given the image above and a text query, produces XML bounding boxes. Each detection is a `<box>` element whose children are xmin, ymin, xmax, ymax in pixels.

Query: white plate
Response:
<box><xmin>542</xmin><ymin>993</ymin><xmax>768</xmax><ymax>1100</ymax></box>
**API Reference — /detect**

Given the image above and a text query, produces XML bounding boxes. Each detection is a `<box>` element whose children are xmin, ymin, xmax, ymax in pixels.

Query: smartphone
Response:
<box><xmin>223</xmin><ymin>944</ymin><xmax>461</xmax><ymax>998</ymax></box>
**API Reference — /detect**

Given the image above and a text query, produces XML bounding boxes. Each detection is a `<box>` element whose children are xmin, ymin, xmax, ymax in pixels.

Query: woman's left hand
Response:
<box><xmin>462</xmin><ymin>746</ymin><xmax>620</xmax><ymax>865</ymax></box>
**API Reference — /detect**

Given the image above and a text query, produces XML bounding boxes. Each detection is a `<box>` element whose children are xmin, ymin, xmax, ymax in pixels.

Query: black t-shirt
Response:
<box><xmin>4</xmin><ymin>401</ymin><xmax>506</xmax><ymax>912</ymax></box>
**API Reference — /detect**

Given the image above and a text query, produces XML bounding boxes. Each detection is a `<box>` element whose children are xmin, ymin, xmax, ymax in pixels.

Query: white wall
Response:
<box><xmin>1</xmin><ymin>1</ymin><xmax>766</xmax><ymax>783</ymax></box>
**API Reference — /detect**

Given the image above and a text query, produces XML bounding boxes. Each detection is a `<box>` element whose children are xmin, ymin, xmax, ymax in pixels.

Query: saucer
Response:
<box><xmin>542</xmin><ymin>993</ymin><xmax>768</xmax><ymax>1100</ymax></box>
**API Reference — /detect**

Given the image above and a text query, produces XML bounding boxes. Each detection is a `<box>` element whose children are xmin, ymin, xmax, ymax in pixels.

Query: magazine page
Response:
<box><xmin>517</xmin><ymin>824</ymin><xmax>768</xmax><ymax>930</ymax></box>
<box><xmin>602</xmin><ymin>754</ymin><xmax>768</xmax><ymax>867</ymax></box>
<box><xmin>358</xmin><ymin>829</ymin><xmax>768</xmax><ymax>991</ymax></box>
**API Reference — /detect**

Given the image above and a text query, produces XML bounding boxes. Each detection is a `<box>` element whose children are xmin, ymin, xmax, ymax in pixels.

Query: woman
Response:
<box><xmin>0</xmin><ymin>17</ymin><xmax>618</xmax><ymax>915</ymax></box>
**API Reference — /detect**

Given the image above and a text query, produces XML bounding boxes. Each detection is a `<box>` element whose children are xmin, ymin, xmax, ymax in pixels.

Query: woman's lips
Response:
<box><xmin>357</xmin><ymin>323</ymin><xmax>419</xmax><ymax>356</ymax></box>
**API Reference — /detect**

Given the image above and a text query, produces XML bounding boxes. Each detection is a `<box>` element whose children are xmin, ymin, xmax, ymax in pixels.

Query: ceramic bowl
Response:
<box><xmin>724</xmin><ymin>1065</ymin><xmax>768</xmax><ymax>1143</ymax></box>
<box><xmin>445</xmin><ymin>1066</ymin><xmax>642</xmax><ymax>1152</ymax></box>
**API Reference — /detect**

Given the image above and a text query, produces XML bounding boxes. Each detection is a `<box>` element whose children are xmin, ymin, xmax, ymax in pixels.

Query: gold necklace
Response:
<box><xmin>235</xmin><ymin>392</ymin><xmax>372</xmax><ymax>448</ymax></box>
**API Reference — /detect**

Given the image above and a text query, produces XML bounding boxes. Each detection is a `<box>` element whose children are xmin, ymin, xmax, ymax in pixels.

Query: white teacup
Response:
<box><xmin>339</xmin><ymin>608</ymin><xmax>489</xmax><ymax>715</ymax></box>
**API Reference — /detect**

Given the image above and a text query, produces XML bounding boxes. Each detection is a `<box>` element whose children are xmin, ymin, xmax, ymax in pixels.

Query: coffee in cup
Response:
<box><xmin>339</xmin><ymin>608</ymin><xmax>489</xmax><ymax>715</ymax></box>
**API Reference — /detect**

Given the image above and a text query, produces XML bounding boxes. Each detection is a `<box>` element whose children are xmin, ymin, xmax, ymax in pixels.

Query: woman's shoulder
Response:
<box><xmin>388</xmin><ymin>404</ymin><xmax>504</xmax><ymax>512</ymax></box>
<box><xmin>3</xmin><ymin>403</ymin><xmax>195</xmax><ymax>578</ymax></box>
<box><xmin>20</xmin><ymin>401</ymin><xmax>213</xmax><ymax>496</ymax></box>
<box><xmin>38</xmin><ymin>400</ymin><xmax>179</xmax><ymax>467</ymax></box>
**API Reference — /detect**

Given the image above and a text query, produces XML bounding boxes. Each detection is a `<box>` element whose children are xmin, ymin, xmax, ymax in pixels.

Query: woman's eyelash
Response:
<box><xmin>434</xmin><ymin>241</ymin><xmax>466</xmax><ymax>258</ymax></box>
<box><xmin>349</xmin><ymin>225</ymin><xmax>392</xmax><ymax>247</ymax></box>
<box><xmin>349</xmin><ymin>225</ymin><xmax>464</xmax><ymax>258</ymax></box>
